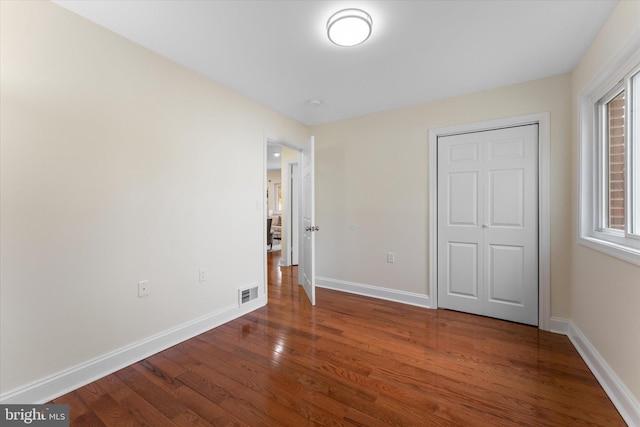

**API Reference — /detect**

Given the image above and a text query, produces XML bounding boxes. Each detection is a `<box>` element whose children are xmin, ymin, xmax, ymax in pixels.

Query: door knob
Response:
<box><xmin>482</xmin><ymin>224</ymin><xmax>489</xmax><ymax>228</ymax></box>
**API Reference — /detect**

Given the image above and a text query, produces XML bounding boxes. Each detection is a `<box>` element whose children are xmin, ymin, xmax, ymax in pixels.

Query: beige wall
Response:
<box><xmin>0</xmin><ymin>1</ymin><xmax>309</xmax><ymax>394</ymax></box>
<box><xmin>312</xmin><ymin>74</ymin><xmax>572</xmax><ymax>316</ymax></box>
<box><xmin>570</xmin><ymin>0</ymin><xmax>640</xmax><ymax>402</ymax></box>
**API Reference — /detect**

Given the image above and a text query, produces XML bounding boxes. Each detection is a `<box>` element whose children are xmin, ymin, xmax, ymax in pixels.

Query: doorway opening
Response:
<box><xmin>265</xmin><ymin>141</ymin><xmax>300</xmax><ymax>266</ymax></box>
<box><xmin>263</xmin><ymin>135</ymin><xmax>316</xmax><ymax>306</ymax></box>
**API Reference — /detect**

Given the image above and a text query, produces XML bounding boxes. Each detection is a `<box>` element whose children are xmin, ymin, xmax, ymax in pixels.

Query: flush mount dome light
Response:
<box><xmin>327</xmin><ymin>8</ymin><xmax>372</xmax><ymax>47</ymax></box>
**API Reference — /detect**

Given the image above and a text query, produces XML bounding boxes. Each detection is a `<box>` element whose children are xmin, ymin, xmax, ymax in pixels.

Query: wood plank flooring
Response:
<box><xmin>52</xmin><ymin>251</ymin><xmax>626</xmax><ymax>426</ymax></box>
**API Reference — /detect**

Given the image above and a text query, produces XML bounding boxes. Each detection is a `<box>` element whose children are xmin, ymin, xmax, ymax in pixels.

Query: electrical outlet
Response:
<box><xmin>199</xmin><ymin>268</ymin><xmax>207</xmax><ymax>282</ymax></box>
<box><xmin>387</xmin><ymin>252</ymin><xmax>396</xmax><ymax>263</ymax></box>
<box><xmin>138</xmin><ymin>280</ymin><xmax>149</xmax><ymax>297</ymax></box>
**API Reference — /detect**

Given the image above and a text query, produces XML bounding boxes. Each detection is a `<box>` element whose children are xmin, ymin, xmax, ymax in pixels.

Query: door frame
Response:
<box><xmin>285</xmin><ymin>160</ymin><xmax>300</xmax><ymax>266</ymax></box>
<box><xmin>428</xmin><ymin>113</ymin><xmax>551</xmax><ymax>331</ymax></box>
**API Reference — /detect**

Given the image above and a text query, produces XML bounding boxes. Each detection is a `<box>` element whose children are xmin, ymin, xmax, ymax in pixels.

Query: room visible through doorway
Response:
<box><xmin>266</xmin><ymin>141</ymin><xmax>300</xmax><ymax>266</ymax></box>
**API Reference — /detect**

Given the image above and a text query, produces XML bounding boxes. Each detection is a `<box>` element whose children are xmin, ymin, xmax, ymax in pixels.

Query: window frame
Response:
<box><xmin>630</xmin><ymin>69</ymin><xmax>640</xmax><ymax>237</ymax></box>
<box><xmin>578</xmin><ymin>44</ymin><xmax>640</xmax><ymax>266</ymax></box>
<box><xmin>596</xmin><ymin>84</ymin><xmax>625</xmax><ymax>233</ymax></box>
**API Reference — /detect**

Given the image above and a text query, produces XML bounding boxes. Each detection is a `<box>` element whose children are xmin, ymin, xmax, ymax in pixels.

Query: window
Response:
<box><xmin>602</xmin><ymin>89</ymin><xmax>625</xmax><ymax>231</ymax></box>
<box><xmin>579</xmin><ymin>47</ymin><xmax>640</xmax><ymax>266</ymax></box>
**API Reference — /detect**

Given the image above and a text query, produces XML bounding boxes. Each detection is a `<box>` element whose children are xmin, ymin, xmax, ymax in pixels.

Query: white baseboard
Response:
<box><xmin>549</xmin><ymin>316</ymin><xmax>569</xmax><ymax>335</ymax></box>
<box><xmin>568</xmin><ymin>321</ymin><xmax>640</xmax><ymax>426</ymax></box>
<box><xmin>0</xmin><ymin>296</ymin><xmax>267</xmax><ymax>405</ymax></box>
<box><xmin>315</xmin><ymin>276</ymin><xmax>431</xmax><ymax>308</ymax></box>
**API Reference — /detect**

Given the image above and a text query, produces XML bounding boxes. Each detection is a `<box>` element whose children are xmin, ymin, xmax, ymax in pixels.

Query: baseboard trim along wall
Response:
<box><xmin>0</xmin><ymin>295</ymin><xmax>267</xmax><ymax>405</ymax></box>
<box><xmin>549</xmin><ymin>316</ymin><xmax>570</xmax><ymax>335</ymax></box>
<box><xmin>315</xmin><ymin>277</ymin><xmax>431</xmax><ymax>308</ymax></box>
<box><xmin>567</xmin><ymin>321</ymin><xmax>640</xmax><ymax>427</ymax></box>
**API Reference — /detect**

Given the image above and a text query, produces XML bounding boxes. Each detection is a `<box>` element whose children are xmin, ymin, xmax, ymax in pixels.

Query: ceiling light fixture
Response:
<box><xmin>327</xmin><ymin>8</ymin><xmax>372</xmax><ymax>47</ymax></box>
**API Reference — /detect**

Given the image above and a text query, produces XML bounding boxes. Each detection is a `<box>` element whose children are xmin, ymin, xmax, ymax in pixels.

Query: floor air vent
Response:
<box><xmin>238</xmin><ymin>284</ymin><xmax>258</xmax><ymax>306</ymax></box>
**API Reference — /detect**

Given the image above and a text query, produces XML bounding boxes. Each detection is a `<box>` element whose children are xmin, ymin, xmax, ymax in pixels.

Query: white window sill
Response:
<box><xmin>578</xmin><ymin>236</ymin><xmax>640</xmax><ymax>267</ymax></box>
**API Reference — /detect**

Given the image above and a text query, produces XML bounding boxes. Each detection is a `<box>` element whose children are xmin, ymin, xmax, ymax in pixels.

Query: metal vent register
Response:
<box><xmin>238</xmin><ymin>285</ymin><xmax>258</xmax><ymax>305</ymax></box>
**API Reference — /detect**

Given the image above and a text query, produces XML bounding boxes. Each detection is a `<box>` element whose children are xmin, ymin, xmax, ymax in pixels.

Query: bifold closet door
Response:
<box><xmin>437</xmin><ymin>125</ymin><xmax>538</xmax><ymax>326</ymax></box>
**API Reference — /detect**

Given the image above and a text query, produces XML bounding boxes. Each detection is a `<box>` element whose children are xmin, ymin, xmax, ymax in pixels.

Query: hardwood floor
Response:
<box><xmin>53</xmin><ymin>250</ymin><xmax>625</xmax><ymax>426</ymax></box>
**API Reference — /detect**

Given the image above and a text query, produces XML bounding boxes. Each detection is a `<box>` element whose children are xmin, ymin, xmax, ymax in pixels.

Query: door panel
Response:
<box><xmin>438</xmin><ymin>125</ymin><xmax>538</xmax><ymax>325</ymax></box>
<box><xmin>438</xmin><ymin>132</ymin><xmax>484</xmax><ymax>315</ymax></box>
<box><xmin>300</xmin><ymin>136</ymin><xmax>315</xmax><ymax>305</ymax></box>
<box><xmin>488</xmin><ymin>244</ymin><xmax>524</xmax><ymax>305</ymax></box>
<box><xmin>448</xmin><ymin>242</ymin><xmax>479</xmax><ymax>298</ymax></box>
<box><xmin>449</xmin><ymin>172</ymin><xmax>478</xmax><ymax>226</ymax></box>
<box><xmin>483</xmin><ymin>126</ymin><xmax>538</xmax><ymax>325</ymax></box>
<box><xmin>489</xmin><ymin>169</ymin><xmax>524</xmax><ymax>227</ymax></box>
<box><xmin>449</xmin><ymin>142</ymin><xmax>479</xmax><ymax>162</ymax></box>
<box><xmin>489</xmin><ymin>138</ymin><xmax>524</xmax><ymax>160</ymax></box>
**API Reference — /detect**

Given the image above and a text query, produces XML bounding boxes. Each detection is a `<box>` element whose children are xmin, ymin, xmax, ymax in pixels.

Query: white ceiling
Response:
<box><xmin>266</xmin><ymin>143</ymin><xmax>282</xmax><ymax>171</ymax></box>
<box><xmin>54</xmin><ymin>0</ymin><xmax>618</xmax><ymax>126</ymax></box>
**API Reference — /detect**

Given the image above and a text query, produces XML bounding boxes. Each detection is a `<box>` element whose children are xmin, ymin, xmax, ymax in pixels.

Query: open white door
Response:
<box><xmin>300</xmin><ymin>136</ymin><xmax>316</xmax><ymax>305</ymax></box>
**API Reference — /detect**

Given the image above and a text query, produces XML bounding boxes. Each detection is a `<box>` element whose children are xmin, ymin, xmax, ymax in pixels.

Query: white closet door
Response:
<box><xmin>437</xmin><ymin>132</ymin><xmax>485</xmax><ymax>316</ymax></box>
<box><xmin>437</xmin><ymin>125</ymin><xmax>538</xmax><ymax>325</ymax></box>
